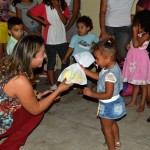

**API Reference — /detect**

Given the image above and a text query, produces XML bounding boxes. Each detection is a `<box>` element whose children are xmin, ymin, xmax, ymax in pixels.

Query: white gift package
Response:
<box><xmin>58</xmin><ymin>63</ymin><xmax>87</xmax><ymax>85</ymax></box>
<box><xmin>74</xmin><ymin>51</ymin><xmax>95</xmax><ymax>67</ymax></box>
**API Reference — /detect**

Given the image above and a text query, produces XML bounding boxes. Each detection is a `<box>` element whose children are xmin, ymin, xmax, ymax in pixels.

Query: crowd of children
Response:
<box><xmin>0</xmin><ymin>0</ymin><xmax>150</xmax><ymax>149</ymax></box>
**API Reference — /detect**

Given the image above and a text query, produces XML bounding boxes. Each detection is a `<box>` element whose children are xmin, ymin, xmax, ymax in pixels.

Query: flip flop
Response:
<box><xmin>146</xmin><ymin>101</ymin><xmax>150</xmax><ymax>108</ymax></box>
<box><xmin>147</xmin><ymin>116</ymin><xmax>150</xmax><ymax>122</ymax></box>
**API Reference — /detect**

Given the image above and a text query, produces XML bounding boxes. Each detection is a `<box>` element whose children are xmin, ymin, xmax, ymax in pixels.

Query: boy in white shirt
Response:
<box><xmin>7</xmin><ymin>17</ymin><xmax>24</xmax><ymax>55</ymax></box>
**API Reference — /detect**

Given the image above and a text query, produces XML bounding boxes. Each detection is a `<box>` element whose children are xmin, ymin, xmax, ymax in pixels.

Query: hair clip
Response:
<box><xmin>108</xmin><ymin>40</ymin><xmax>111</xmax><ymax>43</ymax></box>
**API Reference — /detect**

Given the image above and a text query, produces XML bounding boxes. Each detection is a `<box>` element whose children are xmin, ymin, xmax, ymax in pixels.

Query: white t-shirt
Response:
<box><xmin>105</xmin><ymin>0</ymin><xmax>134</xmax><ymax>27</ymax></box>
<box><xmin>46</xmin><ymin>6</ymin><xmax>66</xmax><ymax>44</ymax></box>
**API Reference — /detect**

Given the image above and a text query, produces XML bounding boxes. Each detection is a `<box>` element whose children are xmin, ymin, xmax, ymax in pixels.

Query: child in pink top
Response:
<box><xmin>122</xmin><ymin>10</ymin><xmax>150</xmax><ymax>113</ymax></box>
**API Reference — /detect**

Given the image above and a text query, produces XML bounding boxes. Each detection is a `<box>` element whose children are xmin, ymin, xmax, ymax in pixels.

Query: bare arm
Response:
<box><xmin>81</xmin><ymin>66</ymin><xmax>99</xmax><ymax>80</ymax></box>
<box><xmin>65</xmin><ymin>0</ymin><xmax>80</xmax><ymax>32</ymax></box>
<box><xmin>99</xmin><ymin>0</ymin><xmax>110</xmax><ymax>40</ymax></box>
<box><xmin>8</xmin><ymin>0</ymin><xmax>16</xmax><ymax>17</ymax></box>
<box><xmin>62</xmin><ymin>47</ymin><xmax>74</xmax><ymax>64</ymax></box>
<box><xmin>8</xmin><ymin>11</ymin><xmax>16</xmax><ymax>17</ymax></box>
<box><xmin>83</xmin><ymin>81</ymin><xmax>114</xmax><ymax>100</ymax></box>
<box><xmin>16</xmin><ymin>7</ymin><xmax>31</xmax><ymax>34</ymax></box>
<box><xmin>53</xmin><ymin>1</ymin><xmax>67</xmax><ymax>24</ymax></box>
<box><xmin>6</xmin><ymin>75</ymin><xmax>72</xmax><ymax>115</ymax></box>
<box><xmin>27</xmin><ymin>11</ymin><xmax>49</xmax><ymax>26</ymax></box>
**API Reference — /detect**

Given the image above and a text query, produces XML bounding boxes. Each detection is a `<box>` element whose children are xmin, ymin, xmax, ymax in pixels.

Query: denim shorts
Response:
<box><xmin>98</xmin><ymin>97</ymin><xmax>126</xmax><ymax>119</ymax></box>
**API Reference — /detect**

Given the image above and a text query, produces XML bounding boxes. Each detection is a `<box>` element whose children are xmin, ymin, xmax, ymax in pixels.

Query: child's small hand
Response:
<box><xmin>38</xmin><ymin>18</ymin><xmax>50</xmax><ymax>27</ymax></box>
<box><xmin>83</xmin><ymin>87</ymin><xmax>92</xmax><ymax>97</ymax></box>
<box><xmin>30</xmin><ymin>31</ymin><xmax>42</xmax><ymax>37</ymax></box>
<box><xmin>62</xmin><ymin>57</ymin><xmax>67</xmax><ymax>64</ymax></box>
<box><xmin>99</xmin><ymin>31</ymin><xmax>110</xmax><ymax>41</ymax></box>
<box><xmin>126</xmin><ymin>44</ymin><xmax>131</xmax><ymax>51</ymax></box>
<box><xmin>132</xmin><ymin>24</ymin><xmax>139</xmax><ymax>32</ymax></box>
<box><xmin>80</xmin><ymin>64</ymin><xmax>86</xmax><ymax>72</ymax></box>
<box><xmin>43</xmin><ymin>21</ymin><xmax>50</xmax><ymax>27</ymax></box>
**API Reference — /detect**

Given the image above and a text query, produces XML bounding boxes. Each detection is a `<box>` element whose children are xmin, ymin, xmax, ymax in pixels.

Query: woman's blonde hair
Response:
<box><xmin>1</xmin><ymin>35</ymin><xmax>44</xmax><ymax>80</ymax></box>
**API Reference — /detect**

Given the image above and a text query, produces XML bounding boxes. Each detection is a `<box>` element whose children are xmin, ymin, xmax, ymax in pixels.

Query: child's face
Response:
<box><xmin>9</xmin><ymin>24</ymin><xmax>24</xmax><ymax>40</ymax></box>
<box><xmin>77</xmin><ymin>23</ymin><xmax>90</xmax><ymax>36</ymax></box>
<box><xmin>94</xmin><ymin>50</ymin><xmax>110</xmax><ymax>69</ymax></box>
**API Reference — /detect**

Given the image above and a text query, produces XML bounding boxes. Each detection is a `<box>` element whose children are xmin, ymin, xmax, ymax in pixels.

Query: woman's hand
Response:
<box><xmin>57</xmin><ymin>79</ymin><xmax>73</xmax><ymax>93</ymax></box>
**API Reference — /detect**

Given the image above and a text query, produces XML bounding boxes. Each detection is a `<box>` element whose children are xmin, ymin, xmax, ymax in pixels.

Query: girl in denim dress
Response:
<box><xmin>82</xmin><ymin>38</ymin><xmax>126</xmax><ymax>150</ymax></box>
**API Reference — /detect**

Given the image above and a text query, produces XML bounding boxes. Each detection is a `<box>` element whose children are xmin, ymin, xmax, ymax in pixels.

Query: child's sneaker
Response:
<box><xmin>50</xmin><ymin>84</ymin><xmax>57</xmax><ymax>91</ymax></box>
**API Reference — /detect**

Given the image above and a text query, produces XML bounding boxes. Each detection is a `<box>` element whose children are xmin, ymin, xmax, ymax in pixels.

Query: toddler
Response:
<box><xmin>62</xmin><ymin>15</ymin><xmax>99</xmax><ymax>95</ymax></box>
<box><xmin>122</xmin><ymin>10</ymin><xmax>150</xmax><ymax>112</ymax></box>
<box><xmin>82</xmin><ymin>38</ymin><xmax>126</xmax><ymax>150</ymax></box>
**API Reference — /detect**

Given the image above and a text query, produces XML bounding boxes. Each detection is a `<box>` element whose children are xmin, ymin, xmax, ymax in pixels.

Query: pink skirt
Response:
<box><xmin>122</xmin><ymin>47</ymin><xmax>150</xmax><ymax>85</ymax></box>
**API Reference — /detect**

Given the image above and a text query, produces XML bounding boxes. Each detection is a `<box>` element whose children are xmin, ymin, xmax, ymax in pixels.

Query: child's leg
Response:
<box><xmin>100</xmin><ymin>118</ymin><xmax>116</xmax><ymax>150</ymax></box>
<box><xmin>47</xmin><ymin>70</ymin><xmax>55</xmax><ymax>86</ymax></box>
<box><xmin>146</xmin><ymin>84</ymin><xmax>150</xmax><ymax>108</ymax></box>
<box><xmin>45</xmin><ymin>45</ymin><xmax>57</xmax><ymax>87</ymax></box>
<box><xmin>57</xmin><ymin>43</ymin><xmax>70</xmax><ymax>71</ymax></box>
<box><xmin>112</xmin><ymin>121</ymin><xmax>121</xmax><ymax>147</ymax></box>
<box><xmin>126</xmin><ymin>85</ymin><xmax>139</xmax><ymax>108</ymax></box>
<box><xmin>0</xmin><ymin>107</ymin><xmax>44</xmax><ymax>150</ymax></box>
<box><xmin>136</xmin><ymin>85</ymin><xmax>147</xmax><ymax>112</ymax></box>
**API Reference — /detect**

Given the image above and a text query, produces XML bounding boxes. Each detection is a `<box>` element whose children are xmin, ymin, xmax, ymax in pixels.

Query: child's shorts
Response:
<box><xmin>98</xmin><ymin>96</ymin><xmax>126</xmax><ymax>119</ymax></box>
<box><xmin>0</xmin><ymin>22</ymin><xmax>9</xmax><ymax>43</ymax></box>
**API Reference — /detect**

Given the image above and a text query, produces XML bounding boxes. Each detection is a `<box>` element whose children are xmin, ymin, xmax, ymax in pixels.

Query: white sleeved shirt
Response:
<box><xmin>105</xmin><ymin>0</ymin><xmax>134</xmax><ymax>27</ymax></box>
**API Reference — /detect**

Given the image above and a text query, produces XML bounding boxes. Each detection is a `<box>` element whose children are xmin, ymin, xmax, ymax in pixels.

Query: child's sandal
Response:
<box><xmin>115</xmin><ymin>141</ymin><xmax>121</xmax><ymax>148</ymax></box>
<box><xmin>103</xmin><ymin>141</ymin><xmax>121</xmax><ymax>148</ymax></box>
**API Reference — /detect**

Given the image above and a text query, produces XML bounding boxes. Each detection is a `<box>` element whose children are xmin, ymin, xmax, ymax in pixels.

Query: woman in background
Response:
<box><xmin>99</xmin><ymin>0</ymin><xmax>135</xmax><ymax>60</ymax></box>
